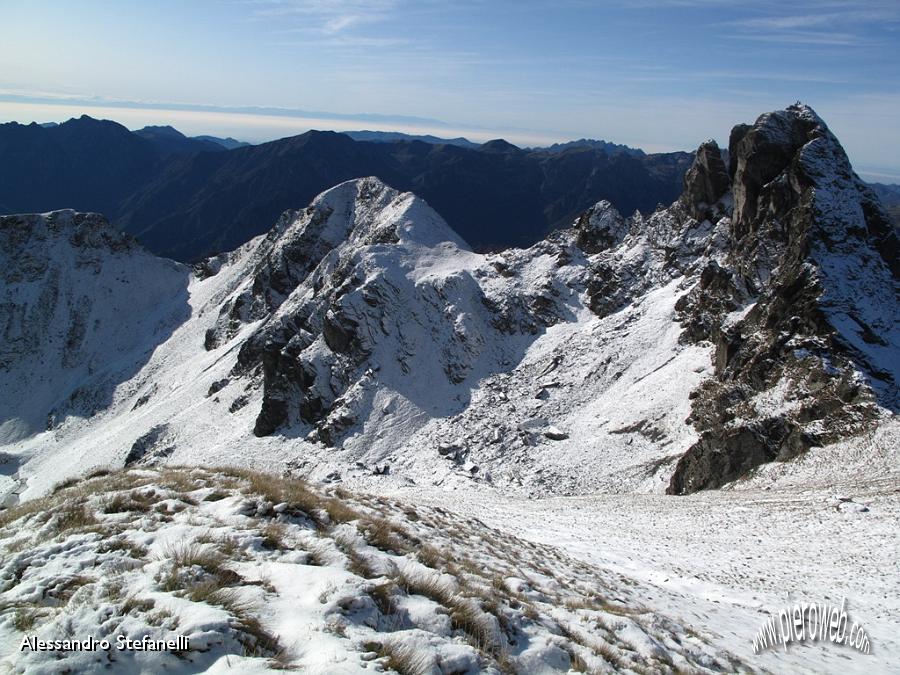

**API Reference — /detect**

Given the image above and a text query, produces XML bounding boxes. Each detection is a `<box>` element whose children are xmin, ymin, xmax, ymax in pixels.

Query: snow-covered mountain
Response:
<box><xmin>0</xmin><ymin>104</ymin><xmax>897</xmax><ymax>505</ymax></box>
<box><xmin>2</xmin><ymin>104</ymin><xmax>899</xmax><ymax>675</ymax></box>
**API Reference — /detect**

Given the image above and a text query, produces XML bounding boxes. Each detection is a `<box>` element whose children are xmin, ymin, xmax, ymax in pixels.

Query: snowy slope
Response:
<box><xmin>0</xmin><ymin>211</ymin><xmax>189</xmax><ymax>445</ymax></box>
<box><xmin>0</xmin><ymin>178</ymin><xmax>714</xmax><ymax>502</ymax></box>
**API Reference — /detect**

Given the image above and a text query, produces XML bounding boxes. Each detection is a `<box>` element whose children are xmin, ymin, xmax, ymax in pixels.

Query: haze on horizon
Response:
<box><xmin>2</xmin><ymin>0</ymin><xmax>899</xmax><ymax>182</ymax></box>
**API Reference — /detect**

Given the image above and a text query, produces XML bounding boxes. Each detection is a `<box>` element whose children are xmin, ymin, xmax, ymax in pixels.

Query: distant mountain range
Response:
<box><xmin>192</xmin><ymin>134</ymin><xmax>251</xmax><ymax>150</ymax></box>
<box><xmin>39</xmin><ymin>119</ymin><xmax>246</xmax><ymax>152</ymax></box>
<box><xmin>535</xmin><ymin>138</ymin><xmax>645</xmax><ymax>156</ymax></box>
<box><xmin>0</xmin><ymin>116</ymin><xmax>692</xmax><ymax>260</ymax></box>
<box><xmin>342</xmin><ymin>130</ymin><xmax>645</xmax><ymax>156</ymax></box>
<box><xmin>132</xmin><ymin>125</ymin><xmax>232</xmax><ymax>156</ymax></box>
<box><xmin>341</xmin><ymin>130</ymin><xmax>479</xmax><ymax>148</ymax></box>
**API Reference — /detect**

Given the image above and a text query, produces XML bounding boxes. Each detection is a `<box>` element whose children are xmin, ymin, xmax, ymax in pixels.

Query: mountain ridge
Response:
<box><xmin>0</xmin><ymin>104</ymin><xmax>896</xmax><ymax>506</ymax></box>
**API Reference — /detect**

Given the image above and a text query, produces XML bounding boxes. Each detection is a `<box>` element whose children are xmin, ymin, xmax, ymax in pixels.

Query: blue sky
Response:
<box><xmin>2</xmin><ymin>0</ymin><xmax>899</xmax><ymax>180</ymax></box>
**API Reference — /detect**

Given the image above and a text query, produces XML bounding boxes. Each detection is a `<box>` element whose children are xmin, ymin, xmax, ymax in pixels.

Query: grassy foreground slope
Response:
<box><xmin>0</xmin><ymin>467</ymin><xmax>748</xmax><ymax>674</ymax></box>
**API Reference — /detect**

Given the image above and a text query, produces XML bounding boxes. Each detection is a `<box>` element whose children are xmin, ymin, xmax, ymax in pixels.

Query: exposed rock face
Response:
<box><xmin>680</xmin><ymin>140</ymin><xmax>730</xmax><ymax>221</ymax></box>
<box><xmin>668</xmin><ymin>104</ymin><xmax>899</xmax><ymax>494</ymax></box>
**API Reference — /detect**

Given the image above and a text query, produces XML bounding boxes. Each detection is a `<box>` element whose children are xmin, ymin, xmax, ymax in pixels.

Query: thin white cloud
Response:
<box><xmin>244</xmin><ymin>0</ymin><xmax>398</xmax><ymax>32</ymax></box>
<box><xmin>727</xmin><ymin>30</ymin><xmax>870</xmax><ymax>47</ymax></box>
<box><xmin>720</xmin><ymin>4</ymin><xmax>899</xmax><ymax>48</ymax></box>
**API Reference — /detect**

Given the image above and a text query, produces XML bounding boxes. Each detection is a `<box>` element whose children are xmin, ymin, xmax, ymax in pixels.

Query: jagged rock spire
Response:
<box><xmin>680</xmin><ymin>140</ymin><xmax>729</xmax><ymax>221</ymax></box>
<box><xmin>668</xmin><ymin>103</ymin><xmax>900</xmax><ymax>494</ymax></box>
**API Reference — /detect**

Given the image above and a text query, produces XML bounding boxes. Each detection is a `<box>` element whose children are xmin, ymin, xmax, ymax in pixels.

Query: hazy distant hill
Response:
<box><xmin>342</xmin><ymin>130</ymin><xmax>478</xmax><ymax>148</ymax></box>
<box><xmin>0</xmin><ymin>116</ymin><xmax>163</xmax><ymax>217</ymax></box>
<box><xmin>133</xmin><ymin>125</ymin><xmax>226</xmax><ymax>156</ymax></box>
<box><xmin>193</xmin><ymin>134</ymin><xmax>251</xmax><ymax>150</ymax></box>
<box><xmin>536</xmin><ymin>138</ymin><xmax>645</xmax><ymax>157</ymax></box>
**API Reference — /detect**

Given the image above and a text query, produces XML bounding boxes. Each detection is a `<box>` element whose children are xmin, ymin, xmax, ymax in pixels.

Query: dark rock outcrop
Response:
<box><xmin>680</xmin><ymin>140</ymin><xmax>730</xmax><ymax>221</ymax></box>
<box><xmin>669</xmin><ymin>104</ymin><xmax>899</xmax><ymax>494</ymax></box>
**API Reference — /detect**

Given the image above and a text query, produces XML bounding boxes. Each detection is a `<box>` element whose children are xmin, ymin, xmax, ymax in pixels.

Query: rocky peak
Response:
<box><xmin>729</xmin><ymin>103</ymin><xmax>820</xmax><ymax>239</ymax></box>
<box><xmin>573</xmin><ymin>200</ymin><xmax>629</xmax><ymax>254</ymax></box>
<box><xmin>199</xmin><ymin>178</ymin><xmax>494</xmax><ymax>441</ymax></box>
<box><xmin>668</xmin><ymin>103</ymin><xmax>900</xmax><ymax>494</ymax></box>
<box><xmin>203</xmin><ymin>177</ymin><xmax>469</xmax><ymax>350</ymax></box>
<box><xmin>680</xmin><ymin>140</ymin><xmax>730</xmax><ymax>222</ymax></box>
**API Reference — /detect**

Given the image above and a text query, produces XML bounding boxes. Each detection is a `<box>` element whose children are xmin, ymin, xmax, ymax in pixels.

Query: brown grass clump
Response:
<box><xmin>215</xmin><ymin>467</ymin><xmax>331</xmax><ymax>524</ymax></box>
<box><xmin>397</xmin><ymin>567</ymin><xmax>504</xmax><ymax>657</ymax></box>
<box><xmin>48</xmin><ymin>574</ymin><xmax>94</xmax><ymax>604</ymax></box>
<box><xmin>371</xmin><ymin>581</ymin><xmax>398</xmax><ymax>615</ymax></box>
<box><xmin>323</xmin><ymin>498</ymin><xmax>360</xmax><ymax>526</ymax></box>
<box><xmin>164</xmin><ymin>541</ymin><xmax>227</xmax><ymax>575</ymax></box>
<box><xmin>192</xmin><ymin>585</ymin><xmax>281</xmax><ymax>657</ymax></box>
<box><xmin>331</xmin><ymin>531</ymin><xmax>379</xmax><ymax>579</ymax></box>
<box><xmin>121</xmin><ymin>595</ymin><xmax>156</xmax><ymax>615</ymax></box>
<box><xmin>365</xmin><ymin>640</ymin><xmax>434</xmax><ymax>675</ymax></box>
<box><xmin>0</xmin><ymin>495</ymin><xmax>55</xmax><ymax>529</ymax></box>
<box><xmin>102</xmin><ymin>492</ymin><xmax>154</xmax><ymax>514</ymax></box>
<box><xmin>448</xmin><ymin>598</ymin><xmax>503</xmax><ymax>657</ymax></box>
<box><xmin>398</xmin><ymin>569</ymin><xmax>456</xmax><ymax>606</ymax></box>
<box><xmin>54</xmin><ymin>503</ymin><xmax>98</xmax><ymax>534</ymax></box>
<box><xmin>260</xmin><ymin>522</ymin><xmax>288</xmax><ymax>551</ymax></box>
<box><xmin>12</xmin><ymin>605</ymin><xmax>43</xmax><ymax>631</ymax></box>
<box><xmin>417</xmin><ymin>545</ymin><xmax>445</xmax><ymax>570</ymax></box>
<box><xmin>358</xmin><ymin>516</ymin><xmax>412</xmax><ymax>554</ymax></box>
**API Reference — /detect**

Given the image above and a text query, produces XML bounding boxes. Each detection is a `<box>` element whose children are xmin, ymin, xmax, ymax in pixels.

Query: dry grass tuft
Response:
<box><xmin>51</xmin><ymin>477</ymin><xmax>80</xmax><ymax>493</ymax></box>
<box><xmin>398</xmin><ymin>569</ymin><xmax>456</xmax><ymax>606</ymax></box>
<box><xmin>102</xmin><ymin>492</ymin><xmax>154</xmax><ymax>514</ymax></box>
<box><xmin>157</xmin><ymin>468</ymin><xmax>204</xmax><ymax>494</ymax></box>
<box><xmin>163</xmin><ymin>541</ymin><xmax>226</xmax><ymax>574</ymax></box>
<box><xmin>369</xmin><ymin>581</ymin><xmax>399</xmax><ymax>617</ymax></box>
<box><xmin>192</xmin><ymin>585</ymin><xmax>281</xmax><ymax>657</ymax></box>
<box><xmin>323</xmin><ymin>498</ymin><xmax>360</xmax><ymax>526</ymax></box>
<box><xmin>332</xmin><ymin>531</ymin><xmax>378</xmax><ymax>579</ymax></box>
<box><xmin>0</xmin><ymin>496</ymin><xmax>56</xmax><ymax>529</ymax></box>
<box><xmin>448</xmin><ymin>598</ymin><xmax>503</xmax><ymax>657</ymax></box>
<box><xmin>417</xmin><ymin>545</ymin><xmax>445</xmax><ymax>570</ymax></box>
<box><xmin>366</xmin><ymin>640</ymin><xmax>434</xmax><ymax>675</ymax></box>
<box><xmin>54</xmin><ymin>503</ymin><xmax>98</xmax><ymax>534</ymax></box>
<box><xmin>49</xmin><ymin>574</ymin><xmax>94</xmax><ymax>604</ymax></box>
<box><xmin>214</xmin><ymin>467</ymin><xmax>335</xmax><ymax>526</ymax></box>
<box><xmin>562</xmin><ymin>645</ymin><xmax>593</xmax><ymax>673</ymax></box>
<box><xmin>13</xmin><ymin>605</ymin><xmax>43</xmax><ymax>633</ymax></box>
<box><xmin>260</xmin><ymin>522</ymin><xmax>288</xmax><ymax>551</ymax></box>
<box><xmin>359</xmin><ymin>516</ymin><xmax>409</xmax><ymax>554</ymax></box>
<box><xmin>121</xmin><ymin>595</ymin><xmax>156</xmax><ymax>615</ymax></box>
<box><xmin>397</xmin><ymin>566</ymin><xmax>504</xmax><ymax>657</ymax></box>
